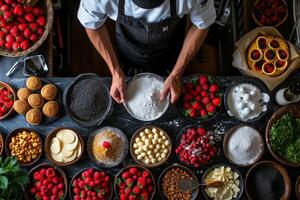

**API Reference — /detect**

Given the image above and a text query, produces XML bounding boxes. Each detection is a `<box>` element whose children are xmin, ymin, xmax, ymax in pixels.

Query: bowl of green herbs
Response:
<box><xmin>266</xmin><ymin>104</ymin><xmax>300</xmax><ymax>167</ymax></box>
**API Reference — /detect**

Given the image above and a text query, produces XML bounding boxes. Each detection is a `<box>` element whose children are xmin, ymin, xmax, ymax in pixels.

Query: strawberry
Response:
<box><xmin>200</xmin><ymin>109</ymin><xmax>208</xmax><ymax>118</ymax></box>
<box><xmin>188</xmin><ymin>108</ymin><xmax>196</xmax><ymax>118</ymax></box>
<box><xmin>32</xmin><ymin>7</ymin><xmax>42</xmax><ymax>16</ymax></box>
<box><xmin>197</xmin><ymin>127</ymin><xmax>206</xmax><ymax>135</ymax></box>
<box><xmin>121</xmin><ymin>171</ymin><xmax>131</xmax><ymax>179</ymax></box>
<box><xmin>12</xmin><ymin>42</ymin><xmax>20</xmax><ymax>51</ymax></box>
<box><xmin>37</xmin><ymin>15</ymin><xmax>46</xmax><ymax>26</ymax></box>
<box><xmin>192</xmin><ymin>101</ymin><xmax>201</xmax><ymax>110</ymax></box>
<box><xmin>212</xmin><ymin>98</ymin><xmax>221</xmax><ymax>106</ymax></box>
<box><xmin>195</xmin><ymin>85</ymin><xmax>202</xmax><ymax>93</ymax></box>
<box><xmin>0</xmin><ymin>5</ymin><xmax>9</xmax><ymax>12</ymax></box>
<box><xmin>25</xmin><ymin>13</ymin><xmax>34</xmax><ymax>22</ymax></box>
<box><xmin>3</xmin><ymin>11</ymin><xmax>13</xmax><ymax>22</ymax></box>
<box><xmin>18</xmin><ymin>23</ymin><xmax>27</xmax><ymax>31</ymax></box>
<box><xmin>199</xmin><ymin>75</ymin><xmax>208</xmax><ymax>85</ymax></box>
<box><xmin>206</xmin><ymin>104</ymin><xmax>216</xmax><ymax>114</ymax></box>
<box><xmin>201</xmin><ymin>96</ymin><xmax>210</xmax><ymax>105</ymax></box>
<box><xmin>20</xmin><ymin>39</ymin><xmax>29</xmax><ymax>50</ymax></box>
<box><xmin>29</xmin><ymin>22</ymin><xmax>38</xmax><ymax>32</ymax></box>
<box><xmin>209</xmin><ymin>84</ymin><xmax>219</xmax><ymax>93</ymax></box>
<box><xmin>183</xmin><ymin>94</ymin><xmax>193</xmax><ymax>102</ymax></box>
<box><xmin>125</xmin><ymin>178</ymin><xmax>134</xmax><ymax>187</ymax></box>
<box><xmin>5</xmin><ymin>34</ymin><xmax>14</xmax><ymax>43</ymax></box>
<box><xmin>10</xmin><ymin>25</ymin><xmax>19</xmax><ymax>37</ymax></box>
<box><xmin>201</xmin><ymin>91</ymin><xmax>208</xmax><ymax>97</ymax></box>
<box><xmin>23</xmin><ymin>28</ymin><xmax>31</xmax><ymax>38</ymax></box>
<box><xmin>195</xmin><ymin>95</ymin><xmax>202</xmax><ymax>101</ymax></box>
<box><xmin>142</xmin><ymin>171</ymin><xmax>149</xmax><ymax>178</ymax></box>
<box><xmin>133</xmin><ymin>186</ymin><xmax>140</xmax><ymax>194</ymax></box>
<box><xmin>129</xmin><ymin>168</ymin><xmax>138</xmax><ymax>175</ymax></box>
<box><xmin>13</xmin><ymin>5</ymin><xmax>24</xmax><ymax>16</ymax></box>
<box><xmin>202</xmin><ymin>84</ymin><xmax>209</xmax><ymax>90</ymax></box>
<box><xmin>183</xmin><ymin>102</ymin><xmax>192</xmax><ymax>109</ymax></box>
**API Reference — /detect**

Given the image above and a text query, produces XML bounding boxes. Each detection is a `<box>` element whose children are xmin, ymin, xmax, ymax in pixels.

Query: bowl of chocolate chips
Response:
<box><xmin>63</xmin><ymin>73</ymin><xmax>112</xmax><ymax>127</ymax></box>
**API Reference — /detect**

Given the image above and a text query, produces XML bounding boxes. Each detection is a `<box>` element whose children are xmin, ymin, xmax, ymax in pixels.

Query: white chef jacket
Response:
<box><xmin>78</xmin><ymin>0</ymin><xmax>216</xmax><ymax>30</ymax></box>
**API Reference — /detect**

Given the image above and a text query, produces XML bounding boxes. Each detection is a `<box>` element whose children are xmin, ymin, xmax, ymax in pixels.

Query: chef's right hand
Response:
<box><xmin>110</xmin><ymin>72</ymin><xmax>126</xmax><ymax>103</ymax></box>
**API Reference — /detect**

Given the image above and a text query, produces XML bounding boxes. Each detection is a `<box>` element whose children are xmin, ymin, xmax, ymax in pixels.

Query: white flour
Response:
<box><xmin>126</xmin><ymin>76</ymin><xmax>168</xmax><ymax>120</ymax></box>
<box><xmin>227</xmin><ymin>126</ymin><xmax>263</xmax><ymax>165</ymax></box>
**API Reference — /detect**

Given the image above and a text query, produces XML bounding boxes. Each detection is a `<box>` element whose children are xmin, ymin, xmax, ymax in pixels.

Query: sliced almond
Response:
<box><xmin>50</xmin><ymin>140</ymin><xmax>61</xmax><ymax>154</ymax></box>
<box><xmin>63</xmin><ymin>149</ymin><xmax>77</xmax><ymax>162</ymax></box>
<box><xmin>51</xmin><ymin>152</ymin><xmax>63</xmax><ymax>162</ymax></box>
<box><xmin>62</xmin><ymin>130</ymin><xmax>76</xmax><ymax>144</ymax></box>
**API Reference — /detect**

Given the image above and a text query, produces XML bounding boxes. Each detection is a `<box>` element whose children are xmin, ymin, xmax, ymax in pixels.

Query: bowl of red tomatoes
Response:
<box><xmin>175</xmin><ymin>126</ymin><xmax>219</xmax><ymax>168</ymax></box>
<box><xmin>114</xmin><ymin>165</ymin><xmax>155</xmax><ymax>200</ymax></box>
<box><xmin>0</xmin><ymin>81</ymin><xmax>16</xmax><ymax>120</ymax></box>
<box><xmin>178</xmin><ymin>74</ymin><xmax>223</xmax><ymax>122</ymax></box>
<box><xmin>69</xmin><ymin>168</ymin><xmax>113</xmax><ymax>200</ymax></box>
<box><xmin>0</xmin><ymin>0</ymin><xmax>53</xmax><ymax>57</ymax></box>
<box><xmin>252</xmin><ymin>0</ymin><xmax>288</xmax><ymax>27</ymax></box>
<box><xmin>27</xmin><ymin>163</ymin><xmax>67</xmax><ymax>200</ymax></box>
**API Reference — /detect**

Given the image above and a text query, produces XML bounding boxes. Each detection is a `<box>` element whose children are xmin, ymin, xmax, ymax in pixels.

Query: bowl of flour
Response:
<box><xmin>124</xmin><ymin>73</ymin><xmax>170</xmax><ymax>121</ymax></box>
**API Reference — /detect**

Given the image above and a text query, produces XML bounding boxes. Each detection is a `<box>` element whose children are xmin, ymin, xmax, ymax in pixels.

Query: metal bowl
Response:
<box><xmin>87</xmin><ymin>126</ymin><xmax>128</xmax><ymax>168</ymax></box>
<box><xmin>123</xmin><ymin>73</ymin><xmax>170</xmax><ymax>121</ymax></box>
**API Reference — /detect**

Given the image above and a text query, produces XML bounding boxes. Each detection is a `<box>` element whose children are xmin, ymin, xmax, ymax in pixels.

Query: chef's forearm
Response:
<box><xmin>85</xmin><ymin>26</ymin><xmax>123</xmax><ymax>77</ymax></box>
<box><xmin>171</xmin><ymin>25</ymin><xmax>208</xmax><ymax>77</ymax></box>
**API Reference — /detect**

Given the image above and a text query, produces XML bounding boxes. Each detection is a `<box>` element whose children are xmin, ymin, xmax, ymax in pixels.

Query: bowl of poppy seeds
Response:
<box><xmin>245</xmin><ymin>161</ymin><xmax>291</xmax><ymax>200</ymax></box>
<box><xmin>63</xmin><ymin>73</ymin><xmax>112</xmax><ymax>127</ymax></box>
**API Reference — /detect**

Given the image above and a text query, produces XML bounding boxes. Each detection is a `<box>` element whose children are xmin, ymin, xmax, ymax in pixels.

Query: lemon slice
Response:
<box><xmin>51</xmin><ymin>152</ymin><xmax>63</xmax><ymax>162</ymax></box>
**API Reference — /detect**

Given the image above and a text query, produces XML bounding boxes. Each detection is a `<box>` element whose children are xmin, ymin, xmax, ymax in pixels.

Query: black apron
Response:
<box><xmin>115</xmin><ymin>0</ymin><xmax>186</xmax><ymax>75</ymax></box>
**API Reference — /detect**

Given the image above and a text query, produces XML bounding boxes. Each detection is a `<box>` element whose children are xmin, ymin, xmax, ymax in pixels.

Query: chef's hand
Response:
<box><xmin>111</xmin><ymin>73</ymin><xmax>126</xmax><ymax>103</ymax></box>
<box><xmin>160</xmin><ymin>74</ymin><xmax>181</xmax><ymax>104</ymax></box>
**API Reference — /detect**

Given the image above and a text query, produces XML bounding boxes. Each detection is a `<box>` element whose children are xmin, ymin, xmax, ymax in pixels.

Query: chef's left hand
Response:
<box><xmin>160</xmin><ymin>74</ymin><xmax>181</xmax><ymax>104</ymax></box>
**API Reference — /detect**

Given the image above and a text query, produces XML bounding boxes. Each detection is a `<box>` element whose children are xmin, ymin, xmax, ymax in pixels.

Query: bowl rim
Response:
<box><xmin>0</xmin><ymin>131</ymin><xmax>4</xmax><ymax>156</ymax></box>
<box><xmin>130</xmin><ymin>125</ymin><xmax>172</xmax><ymax>168</ymax></box>
<box><xmin>0</xmin><ymin>81</ymin><xmax>16</xmax><ymax>120</ymax></box>
<box><xmin>265</xmin><ymin>104</ymin><xmax>300</xmax><ymax>167</ymax></box>
<box><xmin>157</xmin><ymin>163</ymin><xmax>199</xmax><ymax>200</ymax></box>
<box><xmin>177</xmin><ymin>73</ymin><xmax>223</xmax><ymax>123</ymax></box>
<box><xmin>296</xmin><ymin>176</ymin><xmax>300</xmax><ymax>200</ymax></box>
<box><xmin>123</xmin><ymin>72</ymin><xmax>170</xmax><ymax>122</ymax></box>
<box><xmin>27</xmin><ymin>163</ymin><xmax>68</xmax><ymax>200</ymax></box>
<box><xmin>87</xmin><ymin>126</ymin><xmax>129</xmax><ymax>168</ymax></box>
<box><xmin>69</xmin><ymin>167</ymin><xmax>113</xmax><ymax>200</ymax></box>
<box><xmin>223</xmin><ymin>124</ymin><xmax>264</xmax><ymax>167</ymax></box>
<box><xmin>251</xmin><ymin>0</ymin><xmax>288</xmax><ymax>27</ymax></box>
<box><xmin>245</xmin><ymin>160</ymin><xmax>291</xmax><ymax>200</ymax></box>
<box><xmin>5</xmin><ymin>128</ymin><xmax>42</xmax><ymax>167</ymax></box>
<box><xmin>201</xmin><ymin>163</ymin><xmax>244</xmax><ymax>200</ymax></box>
<box><xmin>114</xmin><ymin>165</ymin><xmax>156</xmax><ymax>200</ymax></box>
<box><xmin>174</xmin><ymin>125</ymin><xmax>219</xmax><ymax>168</ymax></box>
<box><xmin>224</xmin><ymin>77</ymin><xmax>271</xmax><ymax>123</ymax></box>
<box><xmin>44</xmin><ymin>127</ymin><xmax>84</xmax><ymax>167</ymax></box>
<box><xmin>63</xmin><ymin>73</ymin><xmax>112</xmax><ymax>127</ymax></box>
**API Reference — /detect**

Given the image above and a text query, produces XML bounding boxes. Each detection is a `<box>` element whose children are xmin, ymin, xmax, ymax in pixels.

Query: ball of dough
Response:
<box><xmin>42</xmin><ymin>101</ymin><xmax>59</xmax><ymax>117</ymax></box>
<box><xmin>28</xmin><ymin>94</ymin><xmax>44</xmax><ymax>109</ymax></box>
<box><xmin>26</xmin><ymin>76</ymin><xmax>42</xmax><ymax>90</ymax></box>
<box><xmin>41</xmin><ymin>84</ymin><xmax>57</xmax><ymax>100</ymax></box>
<box><xmin>17</xmin><ymin>88</ymin><xmax>31</xmax><ymax>101</ymax></box>
<box><xmin>26</xmin><ymin>108</ymin><xmax>42</xmax><ymax>125</ymax></box>
<box><xmin>13</xmin><ymin>100</ymin><xmax>30</xmax><ymax>114</ymax></box>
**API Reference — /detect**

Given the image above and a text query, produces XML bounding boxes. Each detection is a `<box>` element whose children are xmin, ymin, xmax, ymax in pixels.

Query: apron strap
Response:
<box><xmin>118</xmin><ymin>0</ymin><xmax>125</xmax><ymax>16</ymax></box>
<box><xmin>170</xmin><ymin>0</ymin><xmax>177</xmax><ymax>17</ymax></box>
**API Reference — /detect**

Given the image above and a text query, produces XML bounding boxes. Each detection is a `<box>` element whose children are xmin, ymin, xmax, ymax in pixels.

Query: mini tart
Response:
<box><xmin>251</xmin><ymin>60</ymin><xmax>265</xmax><ymax>72</ymax></box>
<box><xmin>249</xmin><ymin>48</ymin><xmax>263</xmax><ymax>62</ymax></box>
<box><xmin>264</xmin><ymin>49</ymin><xmax>276</xmax><ymax>62</ymax></box>
<box><xmin>26</xmin><ymin>76</ymin><xmax>42</xmax><ymax>91</ymax></box>
<box><xmin>269</xmin><ymin>39</ymin><xmax>280</xmax><ymax>49</ymax></box>
<box><xmin>26</xmin><ymin>108</ymin><xmax>43</xmax><ymax>125</ymax></box>
<box><xmin>275</xmin><ymin>60</ymin><xmax>288</xmax><ymax>71</ymax></box>
<box><xmin>276</xmin><ymin>49</ymin><xmax>289</xmax><ymax>61</ymax></box>
<box><xmin>256</xmin><ymin>36</ymin><xmax>268</xmax><ymax>50</ymax></box>
<box><xmin>262</xmin><ymin>62</ymin><xmax>276</xmax><ymax>76</ymax></box>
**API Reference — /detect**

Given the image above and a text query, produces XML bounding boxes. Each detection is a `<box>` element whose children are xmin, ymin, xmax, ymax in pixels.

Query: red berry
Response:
<box><xmin>37</xmin><ymin>16</ymin><xmax>46</xmax><ymax>26</ymax></box>
<box><xmin>209</xmin><ymin>84</ymin><xmax>219</xmax><ymax>93</ymax></box>
<box><xmin>25</xmin><ymin>13</ymin><xmax>35</xmax><ymax>22</ymax></box>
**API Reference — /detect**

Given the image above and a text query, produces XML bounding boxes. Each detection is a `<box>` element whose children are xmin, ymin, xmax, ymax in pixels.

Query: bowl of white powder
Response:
<box><xmin>224</xmin><ymin>78</ymin><xmax>271</xmax><ymax>123</ymax></box>
<box><xmin>124</xmin><ymin>73</ymin><xmax>170</xmax><ymax>121</ymax></box>
<box><xmin>223</xmin><ymin>125</ymin><xmax>264</xmax><ymax>167</ymax></box>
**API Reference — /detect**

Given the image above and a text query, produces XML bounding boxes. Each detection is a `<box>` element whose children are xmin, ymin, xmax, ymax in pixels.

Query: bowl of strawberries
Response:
<box><xmin>252</xmin><ymin>0</ymin><xmax>288</xmax><ymax>27</ymax></box>
<box><xmin>114</xmin><ymin>165</ymin><xmax>155</xmax><ymax>200</ymax></box>
<box><xmin>0</xmin><ymin>0</ymin><xmax>53</xmax><ymax>57</ymax></box>
<box><xmin>69</xmin><ymin>168</ymin><xmax>113</xmax><ymax>200</ymax></box>
<box><xmin>27</xmin><ymin>163</ymin><xmax>67</xmax><ymax>200</ymax></box>
<box><xmin>178</xmin><ymin>74</ymin><xmax>223</xmax><ymax>122</ymax></box>
<box><xmin>0</xmin><ymin>81</ymin><xmax>16</xmax><ymax>120</ymax></box>
<box><xmin>175</xmin><ymin>126</ymin><xmax>219</xmax><ymax>168</ymax></box>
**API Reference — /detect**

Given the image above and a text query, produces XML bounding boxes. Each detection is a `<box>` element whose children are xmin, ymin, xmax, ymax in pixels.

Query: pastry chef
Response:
<box><xmin>78</xmin><ymin>0</ymin><xmax>216</xmax><ymax>104</ymax></box>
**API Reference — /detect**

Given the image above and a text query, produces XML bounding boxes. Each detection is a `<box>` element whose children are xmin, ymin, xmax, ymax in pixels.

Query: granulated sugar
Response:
<box><xmin>126</xmin><ymin>76</ymin><xmax>168</xmax><ymax>120</ymax></box>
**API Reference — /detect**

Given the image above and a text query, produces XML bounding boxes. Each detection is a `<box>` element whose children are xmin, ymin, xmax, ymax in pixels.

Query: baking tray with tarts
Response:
<box><xmin>247</xmin><ymin>35</ymin><xmax>290</xmax><ymax>77</ymax></box>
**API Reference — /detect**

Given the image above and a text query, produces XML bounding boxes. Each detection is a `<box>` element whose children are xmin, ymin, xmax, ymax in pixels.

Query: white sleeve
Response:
<box><xmin>77</xmin><ymin>0</ymin><xmax>107</xmax><ymax>29</ymax></box>
<box><xmin>189</xmin><ymin>0</ymin><xmax>216</xmax><ymax>29</ymax></box>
